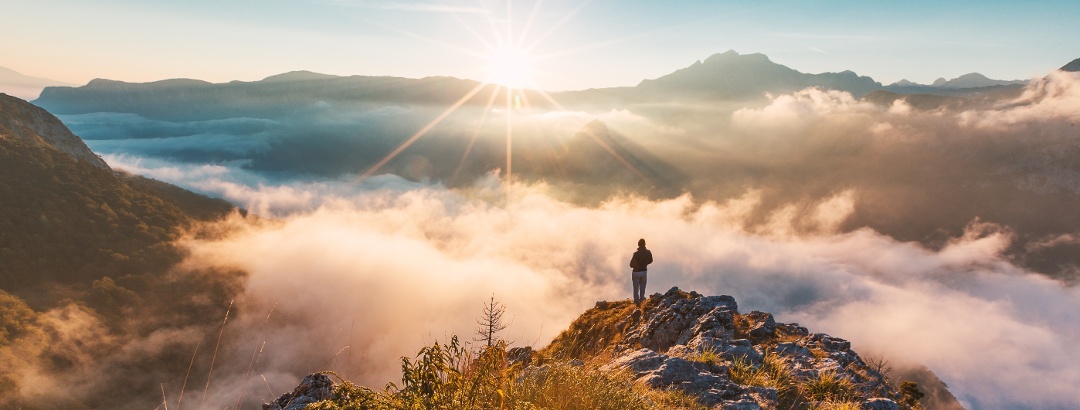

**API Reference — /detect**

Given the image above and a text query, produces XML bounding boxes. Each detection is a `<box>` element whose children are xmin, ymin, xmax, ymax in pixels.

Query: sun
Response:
<box><xmin>486</xmin><ymin>45</ymin><xmax>533</xmax><ymax>90</ymax></box>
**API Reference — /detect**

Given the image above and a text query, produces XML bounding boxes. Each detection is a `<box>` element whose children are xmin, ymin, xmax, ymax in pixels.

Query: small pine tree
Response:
<box><xmin>899</xmin><ymin>381</ymin><xmax>925</xmax><ymax>408</ymax></box>
<box><xmin>475</xmin><ymin>296</ymin><xmax>508</xmax><ymax>347</ymax></box>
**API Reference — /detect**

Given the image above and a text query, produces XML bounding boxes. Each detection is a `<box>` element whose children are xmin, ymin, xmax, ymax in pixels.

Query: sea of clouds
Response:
<box><xmin>24</xmin><ymin>71</ymin><xmax>1080</xmax><ymax>409</ymax></box>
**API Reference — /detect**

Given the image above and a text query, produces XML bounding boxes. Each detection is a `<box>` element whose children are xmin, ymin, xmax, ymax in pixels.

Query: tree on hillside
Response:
<box><xmin>475</xmin><ymin>296</ymin><xmax>508</xmax><ymax>347</ymax></box>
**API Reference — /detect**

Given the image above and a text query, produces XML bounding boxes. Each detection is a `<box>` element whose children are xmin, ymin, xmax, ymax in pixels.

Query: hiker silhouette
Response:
<box><xmin>629</xmin><ymin>238</ymin><xmax>653</xmax><ymax>305</ymax></box>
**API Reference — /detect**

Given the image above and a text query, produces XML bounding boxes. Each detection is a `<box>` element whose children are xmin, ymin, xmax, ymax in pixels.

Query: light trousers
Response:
<box><xmin>632</xmin><ymin>270</ymin><xmax>648</xmax><ymax>304</ymax></box>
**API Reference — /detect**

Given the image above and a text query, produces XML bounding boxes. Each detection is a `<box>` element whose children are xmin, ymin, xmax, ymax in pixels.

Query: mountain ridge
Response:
<box><xmin>1061</xmin><ymin>58</ymin><xmax>1080</xmax><ymax>72</ymax></box>
<box><xmin>34</xmin><ymin>51</ymin><xmax>1069</xmax><ymax>118</ymax></box>
<box><xmin>889</xmin><ymin>72</ymin><xmax>1027</xmax><ymax>89</ymax></box>
<box><xmin>636</xmin><ymin>50</ymin><xmax>882</xmax><ymax>99</ymax></box>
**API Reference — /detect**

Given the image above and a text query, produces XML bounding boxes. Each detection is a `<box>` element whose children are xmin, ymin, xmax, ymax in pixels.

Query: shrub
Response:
<box><xmin>802</xmin><ymin>370</ymin><xmax>856</xmax><ymax>403</ymax></box>
<box><xmin>311</xmin><ymin>336</ymin><xmax>707</xmax><ymax>410</ymax></box>
<box><xmin>728</xmin><ymin>351</ymin><xmax>798</xmax><ymax>407</ymax></box>
<box><xmin>899</xmin><ymin>381</ymin><xmax>924</xmax><ymax>408</ymax></box>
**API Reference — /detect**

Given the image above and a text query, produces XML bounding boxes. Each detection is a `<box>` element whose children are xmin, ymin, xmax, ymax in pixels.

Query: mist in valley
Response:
<box><xmin>10</xmin><ymin>67</ymin><xmax>1080</xmax><ymax>409</ymax></box>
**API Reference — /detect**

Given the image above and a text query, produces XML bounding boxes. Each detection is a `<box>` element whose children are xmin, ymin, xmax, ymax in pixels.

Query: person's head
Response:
<box><xmin>638</xmin><ymin>238</ymin><xmax>646</xmax><ymax>247</ymax></box>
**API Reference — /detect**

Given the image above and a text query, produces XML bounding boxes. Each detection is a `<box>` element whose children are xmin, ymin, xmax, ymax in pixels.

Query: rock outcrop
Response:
<box><xmin>264</xmin><ymin>373</ymin><xmax>335</xmax><ymax>410</ymax></box>
<box><xmin>547</xmin><ymin>287</ymin><xmax>903</xmax><ymax>409</ymax></box>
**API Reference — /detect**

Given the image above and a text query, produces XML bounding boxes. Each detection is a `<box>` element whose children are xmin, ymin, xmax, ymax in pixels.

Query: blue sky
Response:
<box><xmin>3</xmin><ymin>0</ymin><xmax>1077</xmax><ymax>90</ymax></box>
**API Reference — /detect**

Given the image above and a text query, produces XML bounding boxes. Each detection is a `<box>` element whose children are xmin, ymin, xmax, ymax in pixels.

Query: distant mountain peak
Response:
<box><xmin>637</xmin><ymin>50</ymin><xmax>880</xmax><ymax>99</ymax></box>
<box><xmin>890</xmin><ymin>79</ymin><xmax>919</xmax><ymax>86</ymax></box>
<box><xmin>702</xmin><ymin>50</ymin><xmax>771</xmax><ymax>65</ymax></box>
<box><xmin>1061</xmin><ymin>58</ymin><xmax>1080</xmax><ymax>72</ymax></box>
<box><xmin>924</xmin><ymin>73</ymin><xmax>1024</xmax><ymax>89</ymax></box>
<box><xmin>260</xmin><ymin>71</ymin><xmax>341</xmax><ymax>83</ymax></box>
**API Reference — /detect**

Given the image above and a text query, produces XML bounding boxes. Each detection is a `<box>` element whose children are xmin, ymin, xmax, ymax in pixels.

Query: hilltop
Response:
<box><xmin>0</xmin><ymin>93</ymin><xmax>243</xmax><ymax>408</ymax></box>
<box><xmin>266</xmin><ymin>288</ymin><xmax>961</xmax><ymax>409</ymax></box>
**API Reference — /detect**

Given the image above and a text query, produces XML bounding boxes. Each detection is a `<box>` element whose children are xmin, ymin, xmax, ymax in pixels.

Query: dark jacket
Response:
<box><xmin>630</xmin><ymin>247</ymin><xmax>653</xmax><ymax>272</ymax></box>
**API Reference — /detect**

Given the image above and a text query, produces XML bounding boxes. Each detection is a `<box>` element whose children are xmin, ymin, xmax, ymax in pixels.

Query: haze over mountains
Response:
<box><xmin>30</xmin><ymin>51</ymin><xmax>1080</xmax><ymax>278</ymax></box>
<box><xmin>0</xmin><ymin>93</ymin><xmax>240</xmax><ymax>408</ymax></box>
<box><xmin>0</xmin><ymin>66</ymin><xmax>75</xmax><ymax>101</ymax></box>
<box><xmin>5</xmin><ymin>50</ymin><xmax>1080</xmax><ymax>409</ymax></box>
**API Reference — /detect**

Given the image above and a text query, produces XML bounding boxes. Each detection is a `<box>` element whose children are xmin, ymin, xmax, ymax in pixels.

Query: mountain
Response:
<box><xmin>267</xmin><ymin>288</ymin><xmax>956</xmax><ymax>409</ymax></box>
<box><xmin>1</xmin><ymin>92</ymin><xmax>241</xmax><ymax>408</ymax></box>
<box><xmin>260</xmin><ymin>70</ymin><xmax>343</xmax><ymax>82</ymax></box>
<box><xmin>883</xmin><ymin>73</ymin><xmax>1027</xmax><ymax>97</ymax></box>
<box><xmin>1061</xmin><ymin>58</ymin><xmax>1080</xmax><ymax>72</ymax></box>
<box><xmin>32</xmin><ymin>50</ymin><xmax>887</xmax><ymax>121</ymax></box>
<box><xmin>929</xmin><ymin>73</ymin><xmax>1026</xmax><ymax>89</ymax></box>
<box><xmin>0</xmin><ymin>66</ymin><xmax>76</xmax><ymax>101</ymax></box>
<box><xmin>34</xmin><ymin>73</ymin><xmax>492</xmax><ymax>121</ymax></box>
<box><xmin>635</xmin><ymin>50</ymin><xmax>882</xmax><ymax>100</ymax></box>
<box><xmin>0</xmin><ymin>93</ymin><xmax>235</xmax><ymax>300</ymax></box>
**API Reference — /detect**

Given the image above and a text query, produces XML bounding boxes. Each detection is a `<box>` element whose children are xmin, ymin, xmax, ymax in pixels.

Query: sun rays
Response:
<box><xmin>357</xmin><ymin>0</ymin><xmax>647</xmax><ymax>196</ymax></box>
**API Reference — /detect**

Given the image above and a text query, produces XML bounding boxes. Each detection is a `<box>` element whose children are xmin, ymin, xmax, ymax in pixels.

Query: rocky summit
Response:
<box><xmin>269</xmin><ymin>288</ymin><xmax>925</xmax><ymax>409</ymax></box>
<box><xmin>606</xmin><ymin>288</ymin><xmax>898</xmax><ymax>408</ymax></box>
<box><xmin>537</xmin><ymin>287</ymin><xmax>902</xmax><ymax>409</ymax></box>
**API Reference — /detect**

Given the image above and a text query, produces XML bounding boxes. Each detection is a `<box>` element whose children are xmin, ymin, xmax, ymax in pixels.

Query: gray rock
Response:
<box><xmin>724</xmin><ymin>340</ymin><xmax>763</xmax><ymax>364</ymax></box>
<box><xmin>606</xmin><ymin>348</ymin><xmax>775</xmax><ymax>408</ymax></box>
<box><xmin>861</xmin><ymin>397</ymin><xmax>900</xmax><ymax>410</ymax></box>
<box><xmin>263</xmin><ymin>373</ymin><xmax>334</xmax><ymax>410</ymax></box>
<box><xmin>744</xmin><ymin>311</ymin><xmax>776</xmax><ymax>342</ymax></box>
<box><xmin>810</xmin><ymin>333</ymin><xmax>851</xmax><ymax>351</ymax></box>
<box><xmin>508</xmin><ymin>346</ymin><xmax>534</xmax><ymax>365</ymax></box>
<box><xmin>773</xmin><ymin>342</ymin><xmax>812</xmax><ymax>359</ymax></box>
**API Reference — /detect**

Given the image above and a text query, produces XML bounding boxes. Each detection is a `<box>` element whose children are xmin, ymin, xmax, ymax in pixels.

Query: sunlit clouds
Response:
<box><xmin>144</xmin><ymin>173</ymin><xmax>1080</xmax><ymax>409</ymax></box>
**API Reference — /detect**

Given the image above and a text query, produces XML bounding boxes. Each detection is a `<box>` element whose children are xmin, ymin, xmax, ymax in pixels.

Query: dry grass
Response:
<box><xmin>541</xmin><ymin>300</ymin><xmax>639</xmax><ymax>360</ymax></box>
<box><xmin>309</xmin><ymin>336</ymin><xmax>708</xmax><ymax>410</ymax></box>
<box><xmin>801</xmin><ymin>370</ymin><xmax>856</xmax><ymax>403</ymax></box>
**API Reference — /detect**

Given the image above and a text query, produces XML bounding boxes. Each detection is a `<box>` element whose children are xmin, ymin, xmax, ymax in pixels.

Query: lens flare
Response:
<box><xmin>487</xmin><ymin>45</ymin><xmax>533</xmax><ymax>89</ymax></box>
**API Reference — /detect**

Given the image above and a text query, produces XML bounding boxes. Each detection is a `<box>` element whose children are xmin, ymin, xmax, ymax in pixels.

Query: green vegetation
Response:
<box><xmin>899</xmin><ymin>381</ymin><xmax>924</xmax><ymax>408</ymax></box>
<box><xmin>802</xmin><ymin>371</ymin><xmax>856</xmax><ymax>403</ymax></box>
<box><xmin>686</xmin><ymin>345</ymin><xmax>723</xmax><ymax>367</ymax></box>
<box><xmin>0</xmin><ymin>133</ymin><xmax>233</xmax><ymax>305</ymax></box>
<box><xmin>728</xmin><ymin>352</ymin><xmax>799</xmax><ymax>407</ymax></box>
<box><xmin>725</xmin><ymin>353</ymin><xmax>873</xmax><ymax>410</ymax></box>
<box><xmin>0</xmin><ymin>98</ymin><xmax>243</xmax><ymax>408</ymax></box>
<box><xmin>309</xmin><ymin>336</ymin><xmax>706</xmax><ymax>410</ymax></box>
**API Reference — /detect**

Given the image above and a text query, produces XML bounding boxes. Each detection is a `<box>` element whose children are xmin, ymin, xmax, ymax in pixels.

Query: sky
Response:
<box><xmin>2</xmin><ymin>0</ymin><xmax>1078</xmax><ymax>91</ymax></box>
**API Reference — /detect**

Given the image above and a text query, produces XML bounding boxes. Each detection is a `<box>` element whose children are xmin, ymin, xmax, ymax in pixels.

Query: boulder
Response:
<box><xmin>263</xmin><ymin>373</ymin><xmax>334</xmax><ymax>410</ymax></box>
<box><xmin>861</xmin><ymin>397</ymin><xmax>901</xmax><ymax>410</ymax></box>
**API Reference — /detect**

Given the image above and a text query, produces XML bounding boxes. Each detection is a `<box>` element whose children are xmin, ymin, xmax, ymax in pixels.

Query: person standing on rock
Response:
<box><xmin>630</xmin><ymin>238</ymin><xmax>653</xmax><ymax>305</ymax></box>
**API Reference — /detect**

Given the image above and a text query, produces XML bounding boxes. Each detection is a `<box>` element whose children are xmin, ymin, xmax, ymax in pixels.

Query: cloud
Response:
<box><xmin>958</xmin><ymin>71</ymin><xmax>1080</xmax><ymax>128</ymax></box>
<box><xmin>28</xmin><ymin>64</ymin><xmax>1080</xmax><ymax>409</ymax></box>
<box><xmin>71</xmin><ymin>168</ymin><xmax>1067</xmax><ymax>409</ymax></box>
